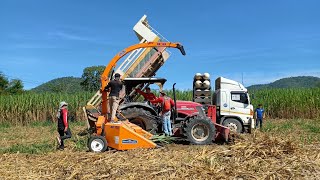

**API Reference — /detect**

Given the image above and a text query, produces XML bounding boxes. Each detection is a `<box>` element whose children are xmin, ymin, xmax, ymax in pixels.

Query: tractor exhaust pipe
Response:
<box><xmin>173</xmin><ymin>83</ymin><xmax>178</xmax><ymax>124</ymax></box>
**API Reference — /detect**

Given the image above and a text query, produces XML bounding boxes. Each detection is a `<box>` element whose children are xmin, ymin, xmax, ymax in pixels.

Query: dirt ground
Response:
<box><xmin>0</xmin><ymin>120</ymin><xmax>320</xmax><ymax>179</ymax></box>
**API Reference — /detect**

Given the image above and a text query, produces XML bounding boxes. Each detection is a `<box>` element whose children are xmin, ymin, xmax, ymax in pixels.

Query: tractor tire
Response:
<box><xmin>121</xmin><ymin>107</ymin><xmax>159</xmax><ymax>134</ymax></box>
<box><xmin>222</xmin><ymin>118</ymin><xmax>243</xmax><ymax>133</ymax></box>
<box><xmin>183</xmin><ymin>118</ymin><xmax>216</xmax><ymax>145</ymax></box>
<box><xmin>88</xmin><ymin>136</ymin><xmax>108</xmax><ymax>153</ymax></box>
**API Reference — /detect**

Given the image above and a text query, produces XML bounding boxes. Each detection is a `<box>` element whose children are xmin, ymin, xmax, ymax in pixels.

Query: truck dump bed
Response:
<box><xmin>85</xmin><ymin>15</ymin><xmax>173</xmax><ymax>114</ymax></box>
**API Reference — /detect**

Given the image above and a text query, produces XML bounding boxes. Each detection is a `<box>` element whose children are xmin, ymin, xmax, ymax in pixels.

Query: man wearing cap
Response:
<box><xmin>56</xmin><ymin>101</ymin><xmax>72</xmax><ymax>150</ymax></box>
<box><xmin>150</xmin><ymin>92</ymin><xmax>175</xmax><ymax>136</ymax></box>
<box><xmin>105</xmin><ymin>73</ymin><xmax>124</xmax><ymax>122</ymax></box>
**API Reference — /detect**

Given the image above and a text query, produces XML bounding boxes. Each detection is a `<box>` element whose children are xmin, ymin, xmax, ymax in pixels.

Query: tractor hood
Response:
<box><xmin>176</xmin><ymin>100</ymin><xmax>202</xmax><ymax>108</ymax></box>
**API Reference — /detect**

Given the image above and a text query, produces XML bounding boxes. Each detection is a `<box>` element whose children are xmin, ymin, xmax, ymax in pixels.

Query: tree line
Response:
<box><xmin>1</xmin><ymin>66</ymin><xmax>105</xmax><ymax>94</ymax></box>
<box><xmin>0</xmin><ymin>72</ymin><xmax>24</xmax><ymax>95</ymax></box>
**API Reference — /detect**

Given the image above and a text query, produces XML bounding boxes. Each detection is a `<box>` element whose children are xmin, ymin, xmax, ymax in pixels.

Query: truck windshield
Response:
<box><xmin>231</xmin><ymin>92</ymin><xmax>249</xmax><ymax>105</ymax></box>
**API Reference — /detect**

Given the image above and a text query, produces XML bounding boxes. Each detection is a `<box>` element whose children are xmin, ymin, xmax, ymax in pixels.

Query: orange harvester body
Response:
<box><xmin>93</xmin><ymin>42</ymin><xmax>185</xmax><ymax>150</ymax></box>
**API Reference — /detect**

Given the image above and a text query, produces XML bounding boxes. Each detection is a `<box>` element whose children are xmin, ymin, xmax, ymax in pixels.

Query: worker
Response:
<box><xmin>56</xmin><ymin>101</ymin><xmax>72</xmax><ymax>150</ymax></box>
<box><xmin>135</xmin><ymin>87</ymin><xmax>157</xmax><ymax>103</ymax></box>
<box><xmin>150</xmin><ymin>92</ymin><xmax>175</xmax><ymax>136</ymax></box>
<box><xmin>255</xmin><ymin>104</ymin><xmax>265</xmax><ymax>129</ymax></box>
<box><xmin>105</xmin><ymin>73</ymin><xmax>124</xmax><ymax>122</ymax></box>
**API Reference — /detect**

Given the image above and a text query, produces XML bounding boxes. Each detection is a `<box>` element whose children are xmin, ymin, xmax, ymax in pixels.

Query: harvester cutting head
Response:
<box><xmin>87</xmin><ymin>121</ymin><xmax>157</xmax><ymax>152</ymax></box>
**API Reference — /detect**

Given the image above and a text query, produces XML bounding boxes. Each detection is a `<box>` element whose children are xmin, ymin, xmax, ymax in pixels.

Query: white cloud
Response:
<box><xmin>48</xmin><ymin>31</ymin><xmax>94</xmax><ymax>41</ymax></box>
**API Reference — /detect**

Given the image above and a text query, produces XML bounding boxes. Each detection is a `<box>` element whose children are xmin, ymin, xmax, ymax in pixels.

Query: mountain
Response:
<box><xmin>248</xmin><ymin>76</ymin><xmax>320</xmax><ymax>90</ymax></box>
<box><xmin>31</xmin><ymin>77</ymin><xmax>84</xmax><ymax>93</ymax></box>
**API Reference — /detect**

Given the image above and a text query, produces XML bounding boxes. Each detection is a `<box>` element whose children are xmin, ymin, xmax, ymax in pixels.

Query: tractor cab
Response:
<box><xmin>121</xmin><ymin>77</ymin><xmax>166</xmax><ymax>102</ymax></box>
<box><xmin>121</xmin><ymin>77</ymin><xmax>207</xmax><ymax>123</ymax></box>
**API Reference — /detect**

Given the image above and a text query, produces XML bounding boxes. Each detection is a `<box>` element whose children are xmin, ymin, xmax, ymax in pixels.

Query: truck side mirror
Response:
<box><xmin>251</xmin><ymin>93</ymin><xmax>255</xmax><ymax>99</ymax></box>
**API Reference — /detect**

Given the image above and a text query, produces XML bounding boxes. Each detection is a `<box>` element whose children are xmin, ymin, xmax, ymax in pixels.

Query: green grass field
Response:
<box><xmin>1</xmin><ymin>88</ymin><xmax>320</xmax><ymax>125</ymax></box>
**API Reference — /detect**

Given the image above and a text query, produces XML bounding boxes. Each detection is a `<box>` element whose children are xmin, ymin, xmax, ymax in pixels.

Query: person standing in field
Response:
<box><xmin>255</xmin><ymin>104</ymin><xmax>265</xmax><ymax>129</ymax></box>
<box><xmin>135</xmin><ymin>87</ymin><xmax>157</xmax><ymax>103</ymax></box>
<box><xmin>150</xmin><ymin>92</ymin><xmax>175</xmax><ymax>136</ymax></box>
<box><xmin>56</xmin><ymin>101</ymin><xmax>72</xmax><ymax>150</ymax></box>
<box><xmin>104</xmin><ymin>73</ymin><xmax>124</xmax><ymax>123</ymax></box>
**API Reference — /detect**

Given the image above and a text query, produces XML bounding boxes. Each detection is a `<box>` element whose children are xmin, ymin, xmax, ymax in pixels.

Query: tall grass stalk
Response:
<box><xmin>1</xmin><ymin>88</ymin><xmax>319</xmax><ymax>125</ymax></box>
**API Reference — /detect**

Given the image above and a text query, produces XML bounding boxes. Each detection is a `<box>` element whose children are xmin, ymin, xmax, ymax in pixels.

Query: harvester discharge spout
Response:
<box><xmin>177</xmin><ymin>44</ymin><xmax>186</xmax><ymax>55</ymax></box>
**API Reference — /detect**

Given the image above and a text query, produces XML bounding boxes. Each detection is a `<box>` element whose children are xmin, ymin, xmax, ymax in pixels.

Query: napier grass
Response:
<box><xmin>0</xmin><ymin>119</ymin><xmax>319</xmax><ymax>179</ymax></box>
<box><xmin>1</xmin><ymin>88</ymin><xmax>320</xmax><ymax>125</ymax></box>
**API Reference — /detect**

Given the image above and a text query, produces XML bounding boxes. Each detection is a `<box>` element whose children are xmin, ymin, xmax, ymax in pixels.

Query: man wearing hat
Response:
<box><xmin>56</xmin><ymin>101</ymin><xmax>72</xmax><ymax>150</ymax></box>
<box><xmin>150</xmin><ymin>91</ymin><xmax>175</xmax><ymax>136</ymax></box>
<box><xmin>105</xmin><ymin>73</ymin><xmax>124</xmax><ymax>122</ymax></box>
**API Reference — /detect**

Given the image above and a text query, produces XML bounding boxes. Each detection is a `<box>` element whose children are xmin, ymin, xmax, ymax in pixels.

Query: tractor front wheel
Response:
<box><xmin>88</xmin><ymin>136</ymin><xmax>108</xmax><ymax>153</ymax></box>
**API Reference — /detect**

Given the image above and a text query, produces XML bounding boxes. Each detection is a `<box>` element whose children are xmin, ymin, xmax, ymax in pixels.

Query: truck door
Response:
<box><xmin>219</xmin><ymin>90</ymin><xmax>230</xmax><ymax>116</ymax></box>
<box><xmin>229</xmin><ymin>91</ymin><xmax>251</xmax><ymax>120</ymax></box>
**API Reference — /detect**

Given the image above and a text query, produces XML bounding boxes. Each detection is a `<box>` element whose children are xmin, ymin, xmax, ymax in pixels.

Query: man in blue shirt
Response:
<box><xmin>255</xmin><ymin>104</ymin><xmax>265</xmax><ymax>129</ymax></box>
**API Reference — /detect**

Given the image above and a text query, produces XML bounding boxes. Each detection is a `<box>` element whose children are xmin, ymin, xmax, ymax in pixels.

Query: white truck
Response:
<box><xmin>193</xmin><ymin>74</ymin><xmax>255</xmax><ymax>133</ymax></box>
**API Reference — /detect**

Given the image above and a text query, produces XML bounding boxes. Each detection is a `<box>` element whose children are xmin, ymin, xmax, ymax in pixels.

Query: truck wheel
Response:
<box><xmin>183</xmin><ymin>118</ymin><xmax>216</xmax><ymax>145</ymax></box>
<box><xmin>223</xmin><ymin>118</ymin><xmax>243</xmax><ymax>133</ymax></box>
<box><xmin>121</xmin><ymin>107</ymin><xmax>159</xmax><ymax>134</ymax></box>
<box><xmin>88</xmin><ymin>136</ymin><xmax>107</xmax><ymax>153</ymax></box>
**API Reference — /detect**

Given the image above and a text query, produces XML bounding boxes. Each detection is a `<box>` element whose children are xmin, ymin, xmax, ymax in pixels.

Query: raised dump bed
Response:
<box><xmin>85</xmin><ymin>15</ymin><xmax>172</xmax><ymax>114</ymax></box>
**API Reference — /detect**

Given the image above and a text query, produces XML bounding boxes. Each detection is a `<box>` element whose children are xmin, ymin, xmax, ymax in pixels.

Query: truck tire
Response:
<box><xmin>121</xmin><ymin>107</ymin><xmax>159</xmax><ymax>134</ymax></box>
<box><xmin>183</xmin><ymin>118</ymin><xmax>216</xmax><ymax>145</ymax></box>
<box><xmin>88</xmin><ymin>135</ymin><xmax>108</xmax><ymax>153</ymax></box>
<box><xmin>222</xmin><ymin>118</ymin><xmax>243</xmax><ymax>133</ymax></box>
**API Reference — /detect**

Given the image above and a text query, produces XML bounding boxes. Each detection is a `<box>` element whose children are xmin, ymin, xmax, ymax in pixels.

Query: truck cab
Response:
<box><xmin>214</xmin><ymin>77</ymin><xmax>254</xmax><ymax>133</ymax></box>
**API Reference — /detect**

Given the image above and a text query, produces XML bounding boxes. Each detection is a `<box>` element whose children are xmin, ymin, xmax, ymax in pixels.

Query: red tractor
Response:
<box><xmin>117</xmin><ymin>78</ymin><xmax>230</xmax><ymax>144</ymax></box>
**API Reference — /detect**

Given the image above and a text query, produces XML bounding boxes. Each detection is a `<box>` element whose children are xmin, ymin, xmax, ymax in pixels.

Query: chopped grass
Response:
<box><xmin>0</xmin><ymin>119</ymin><xmax>319</xmax><ymax>179</ymax></box>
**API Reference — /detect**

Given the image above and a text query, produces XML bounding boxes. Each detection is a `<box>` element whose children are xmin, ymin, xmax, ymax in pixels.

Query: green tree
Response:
<box><xmin>0</xmin><ymin>72</ymin><xmax>24</xmax><ymax>94</ymax></box>
<box><xmin>0</xmin><ymin>72</ymin><xmax>9</xmax><ymax>93</ymax></box>
<box><xmin>80</xmin><ymin>66</ymin><xmax>105</xmax><ymax>91</ymax></box>
<box><xmin>7</xmin><ymin>79</ymin><xmax>24</xmax><ymax>94</ymax></box>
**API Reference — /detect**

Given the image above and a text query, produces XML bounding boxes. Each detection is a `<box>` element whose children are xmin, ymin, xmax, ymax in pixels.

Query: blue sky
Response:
<box><xmin>0</xmin><ymin>0</ymin><xmax>319</xmax><ymax>90</ymax></box>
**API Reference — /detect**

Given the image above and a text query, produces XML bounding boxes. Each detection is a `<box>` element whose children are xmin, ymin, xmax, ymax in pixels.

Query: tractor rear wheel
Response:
<box><xmin>88</xmin><ymin>135</ymin><xmax>108</xmax><ymax>153</ymax></box>
<box><xmin>183</xmin><ymin>118</ymin><xmax>216</xmax><ymax>145</ymax></box>
<box><xmin>121</xmin><ymin>107</ymin><xmax>159</xmax><ymax>134</ymax></box>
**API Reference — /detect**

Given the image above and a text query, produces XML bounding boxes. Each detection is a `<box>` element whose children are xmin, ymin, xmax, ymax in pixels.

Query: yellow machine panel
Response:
<box><xmin>105</xmin><ymin>121</ymin><xmax>156</xmax><ymax>150</ymax></box>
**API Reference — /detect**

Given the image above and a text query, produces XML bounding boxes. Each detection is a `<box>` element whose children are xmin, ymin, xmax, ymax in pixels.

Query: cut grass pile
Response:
<box><xmin>0</xmin><ymin>119</ymin><xmax>319</xmax><ymax>179</ymax></box>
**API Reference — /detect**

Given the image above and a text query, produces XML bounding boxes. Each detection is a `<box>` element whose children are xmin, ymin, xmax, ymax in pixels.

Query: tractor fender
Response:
<box><xmin>119</xmin><ymin>102</ymin><xmax>158</xmax><ymax>116</ymax></box>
